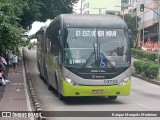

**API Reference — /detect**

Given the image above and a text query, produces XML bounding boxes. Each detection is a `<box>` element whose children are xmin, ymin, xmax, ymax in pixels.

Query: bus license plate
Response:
<box><xmin>92</xmin><ymin>90</ymin><xmax>103</xmax><ymax>94</ymax></box>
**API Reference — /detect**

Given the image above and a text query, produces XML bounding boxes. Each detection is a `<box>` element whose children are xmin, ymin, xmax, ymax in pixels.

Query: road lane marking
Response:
<box><xmin>136</xmin><ymin>103</ymin><xmax>151</xmax><ymax>110</ymax></box>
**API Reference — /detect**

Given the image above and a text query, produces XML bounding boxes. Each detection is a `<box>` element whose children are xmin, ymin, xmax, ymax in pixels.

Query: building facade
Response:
<box><xmin>137</xmin><ymin>0</ymin><xmax>159</xmax><ymax>44</ymax></box>
<box><xmin>81</xmin><ymin>0</ymin><xmax>121</xmax><ymax>14</ymax></box>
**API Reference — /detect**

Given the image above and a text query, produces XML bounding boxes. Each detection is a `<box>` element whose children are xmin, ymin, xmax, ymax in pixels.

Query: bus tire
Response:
<box><xmin>55</xmin><ymin>76</ymin><xmax>64</xmax><ymax>100</ymax></box>
<box><xmin>37</xmin><ymin>62</ymin><xmax>40</xmax><ymax>72</ymax></box>
<box><xmin>108</xmin><ymin>96</ymin><xmax>117</xmax><ymax>100</ymax></box>
<box><xmin>47</xmin><ymin>81</ymin><xmax>52</xmax><ymax>90</ymax></box>
<box><xmin>46</xmin><ymin>71</ymin><xmax>52</xmax><ymax>90</ymax></box>
<box><xmin>39</xmin><ymin>74</ymin><xmax>43</xmax><ymax>79</ymax></box>
<box><xmin>58</xmin><ymin>92</ymin><xmax>64</xmax><ymax>100</ymax></box>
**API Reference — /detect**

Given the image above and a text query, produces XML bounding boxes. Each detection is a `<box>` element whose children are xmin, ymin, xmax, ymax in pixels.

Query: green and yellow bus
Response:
<box><xmin>37</xmin><ymin>14</ymin><xmax>132</xmax><ymax>100</ymax></box>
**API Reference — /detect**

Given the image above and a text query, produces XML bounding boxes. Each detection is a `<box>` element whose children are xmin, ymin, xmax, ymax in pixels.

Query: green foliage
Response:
<box><xmin>134</xmin><ymin>60</ymin><xmax>159</xmax><ymax>79</ymax></box>
<box><xmin>20</xmin><ymin>0</ymin><xmax>79</xmax><ymax>29</ymax></box>
<box><xmin>131</xmin><ymin>48</ymin><xmax>158</xmax><ymax>62</ymax></box>
<box><xmin>148</xmin><ymin>52</ymin><xmax>157</xmax><ymax>61</ymax></box>
<box><xmin>0</xmin><ymin>0</ymin><xmax>78</xmax><ymax>51</ymax></box>
<box><xmin>0</xmin><ymin>0</ymin><xmax>25</xmax><ymax>51</ymax></box>
<box><xmin>146</xmin><ymin>64</ymin><xmax>159</xmax><ymax>78</ymax></box>
<box><xmin>119</xmin><ymin>14</ymin><xmax>141</xmax><ymax>32</ymax></box>
<box><xmin>133</xmin><ymin>60</ymin><xmax>143</xmax><ymax>74</ymax></box>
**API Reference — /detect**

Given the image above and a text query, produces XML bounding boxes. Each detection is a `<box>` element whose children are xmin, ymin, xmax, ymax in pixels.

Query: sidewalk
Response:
<box><xmin>0</xmin><ymin>59</ymin><xmax>32</xmax><ymax>119</ymax></box>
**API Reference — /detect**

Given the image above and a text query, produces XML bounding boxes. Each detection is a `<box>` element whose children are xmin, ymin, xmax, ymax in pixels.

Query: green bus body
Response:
<box><xmin>37</xmin><ymin>14</ymin><xmax>131</xmax><ymax>99</ymax></box>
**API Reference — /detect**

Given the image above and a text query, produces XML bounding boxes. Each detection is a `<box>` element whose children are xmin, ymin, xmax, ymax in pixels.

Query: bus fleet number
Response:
<box><xmin>69</xmin><ymin>59</ymin><xmax>86</xmax><ymax>64</ymax></box>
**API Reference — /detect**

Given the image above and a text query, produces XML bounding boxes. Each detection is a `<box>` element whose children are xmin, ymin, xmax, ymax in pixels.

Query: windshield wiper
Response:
<box><xmin>79</xmin><ymin>42</ymin><xmax>96</xmax><ymax>71</ymax></box>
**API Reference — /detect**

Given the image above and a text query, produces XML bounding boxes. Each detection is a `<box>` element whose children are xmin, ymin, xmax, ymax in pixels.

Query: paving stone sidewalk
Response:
<box><xmin>0</xmin><ymin>60</ymin><xmax>32</xmax><ymax>120</ymax></box>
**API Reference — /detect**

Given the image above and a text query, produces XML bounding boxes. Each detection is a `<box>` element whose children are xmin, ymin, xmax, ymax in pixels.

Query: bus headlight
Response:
<box><xmin>118</xmin><ymin>77</ymin><xmax>130</xmax><ymax>86</ymax></box>
<box><xmin>65</xmin><ymin>78</ymin><xmax>78</xmax><ymax>87</ymax></box>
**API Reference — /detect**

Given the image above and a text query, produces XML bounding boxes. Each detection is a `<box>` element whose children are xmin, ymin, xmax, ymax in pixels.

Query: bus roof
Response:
<box><xmin>49</xmin><ymin>14</ymin><xmax>128</xmax><ymax>29</ymax></box>
<box><xmin>36</xmin><ymin>26</ymin><xmax>47</xmax><ymax>35</ymax></box>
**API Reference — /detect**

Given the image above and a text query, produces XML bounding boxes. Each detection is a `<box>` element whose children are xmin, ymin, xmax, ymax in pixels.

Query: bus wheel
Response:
<box><xmin>39</xmin><ymin>73</ymin><xmax>43</xmax><ymax>79</ymax></box>
<box><xmin>46</xmin><ymin>73</ymin><xmax>52</xmax><ymax>90</ymax></box>
<box><xmin>47</xmin><ymin>80</ymin><xmax>52</xmax><ymax>90</ymax></box>
<box><xmin>57</xmin><ymin>92</ymin><xmax>64</xmax><ymax>100</ymax></box>
<box><xmin>108</xmin><ymin>96</ymin><xmax>117</xmax><ymax>100</ymax></box>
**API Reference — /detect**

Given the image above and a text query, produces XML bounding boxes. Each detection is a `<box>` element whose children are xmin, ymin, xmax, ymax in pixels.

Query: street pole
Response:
<box><xmin>158</xmin><ymin>1</ymin><xmax>160</xmax><ymax>66</ymax></box>
<box><xmin>122</xmin><ymin>3</ymin><xmax>124</xmax><ymax>20</ymax></box>
<box><xmin>136</xmin><ymin>10</ymin><xmax>138</xmax><ymax>29</ymax></box>
<box><xmin>142</xmin><ymin>10</ymin><xmax>145</xmax><ymax>47</ymax></box>
<box><xmin>81</xmin><ymin>0</ymin><xmax>82</xmax><ymax>14</ymax></box>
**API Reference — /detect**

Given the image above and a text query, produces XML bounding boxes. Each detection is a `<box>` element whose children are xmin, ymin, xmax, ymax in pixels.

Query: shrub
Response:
<box><xmin>148</xmin><ymin>52</ymin><xmax>157</xmax><ymax>61</ymax></box>
<box><xmin>133</xmin><ymin>60</ymin><xmax>143</xmax><ymax>74</ymax></box>
<box><xmin>147</xmin><ymin>64</ymin><xmax>159</xmax><ymax>79</ymax></box>
<box><xmin>131</xmin><ymin>48</ymin><xmax>158</xmax><ymax>62</ymax></box>
<box><xmin>134</xmin><ymin>60</ymin><xmax>159</xmax><ymax>79</ymax></box>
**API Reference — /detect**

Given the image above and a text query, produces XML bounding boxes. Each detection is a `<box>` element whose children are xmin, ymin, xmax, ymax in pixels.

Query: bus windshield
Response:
<box><xmin>63</xmin><ymin>28</ymin><xmax>129</xmax><ymax>68</ymax></box>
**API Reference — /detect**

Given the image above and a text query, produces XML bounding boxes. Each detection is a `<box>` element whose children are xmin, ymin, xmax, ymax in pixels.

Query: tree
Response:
<box><xmin>0</xmin><ymin>0</ymin><xmax>26</xmax><ymax>51</ymax></box>
<box><xmin>0</xmin><ymin>0</ymin><xmax>78</xmax><ymax>52</ymax></box>
<box><xmin>20</xmin><ymin>0</ymin><xmax>79</xmax><ymax>29</ymax></box>
<box><xmin>119</xmin><ymin>14</ymin><xmax>141</xmax><ymax>41</ymax></box>
<box><xmin>119</xmin><ymin>14</ymin><xmax>140</xmax><ymax>31</ymax></box>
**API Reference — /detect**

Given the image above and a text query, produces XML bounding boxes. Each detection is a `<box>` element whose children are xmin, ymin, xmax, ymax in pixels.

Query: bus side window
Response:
<box><xmin>45</xmin><ymin>36</ymin><xmax>51</xmax><ymax>53</ymax></box>
<box><xmin>51</xmin><ymin>27</ymin><xmax>61</xmax><ymax>56</ymax></box>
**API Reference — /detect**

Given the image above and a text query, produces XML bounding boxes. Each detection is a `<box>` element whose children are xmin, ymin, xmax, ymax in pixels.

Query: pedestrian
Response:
<box><xmin>7</xmin><ymin>50</ymin><xmax>13</xmax><ymax>65</ymax></box>
<box><xmin>12</xmin><ymin>52</ymin><xmax>18</xmax><ymax>73</ymax></box>
<box><xmin>0</xmin><ymin>60</ymin><xmax>6</xmax><ymax>86</ymax></box>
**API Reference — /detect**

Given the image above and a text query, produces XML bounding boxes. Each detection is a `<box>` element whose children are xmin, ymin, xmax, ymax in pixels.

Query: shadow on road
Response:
<box><xmin>62</xmin><ymin>96</ymin><xmax>125</xmax><ymax>105</ymax></box>
<box><xmin>39</xmin><ymin>75</ymin><xmax>125</xmax><ymax>105</ymax></box>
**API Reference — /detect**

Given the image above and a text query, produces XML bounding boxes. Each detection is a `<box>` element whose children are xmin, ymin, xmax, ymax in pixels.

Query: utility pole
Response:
<box><xmin>140</xmin><ymin>3</ymin><xmax>145</xmax><ymax>48</ymax></box>
<box><xmin>80</xmin><ymin>0</ymin><xmax>82</xmax><ymax>14</ymax></box>
<box><xmin>115</xmin><ymin>5</ymin><xmax>124</xmax><ymax>20</ymax></box>
<box><xmin>122</xmin><ymin>0</ymin><xmax>124</xmax><ymax>20</ymax></box>
<box><xmin>142</xmin><ymin>10</ymin><xmax>144</xmax><ymax>47</ymax></box>
<box><xmin>158</xmin><ymin>1</ymin><xmax>160</xmax><ymax>66</ymax></box>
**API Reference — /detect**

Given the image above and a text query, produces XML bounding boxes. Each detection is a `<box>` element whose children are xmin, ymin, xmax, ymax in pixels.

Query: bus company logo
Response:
<box><xmin>91</xmin><ymin>70</ymin><xmax>106</xmax><ymax>73</ymax></box>
<box><xmin>92</xmin><ymin>75</ymin><xmax>105</xmax><ymax>79</ymax></box>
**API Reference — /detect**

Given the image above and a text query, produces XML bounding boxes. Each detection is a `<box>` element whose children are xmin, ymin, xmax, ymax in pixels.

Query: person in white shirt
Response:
<box><xmin>7</xmin><ymin>50</ymin><xmax>13</xmax><ymax>65</ymax></box>
<box><xmin>0</xmin><ymin>56</ymin><xmax>7</xmax><ymax>66</ymax></box>
<box><xmin>12</xmin><ymin>53</ymin><xmax>18</xmax><ymax>72</ymax></box>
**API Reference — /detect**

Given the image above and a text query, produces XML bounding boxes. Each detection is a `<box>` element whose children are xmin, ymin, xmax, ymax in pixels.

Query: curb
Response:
<box><xmin>131</xmin><ymin>72</ymin><xmax>160</xmax><ymax>86</ymax></box>
<box><xmin>22</xmin><ymin>48</ymin><xmax>46</xmax><ymax>120</ymax></box>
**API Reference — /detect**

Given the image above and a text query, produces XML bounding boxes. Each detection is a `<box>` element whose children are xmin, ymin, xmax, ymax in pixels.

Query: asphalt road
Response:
<box><xmin>24</xmin><ymin>47</ymin><xmax>160</xmax><ymax>120</ymax></box>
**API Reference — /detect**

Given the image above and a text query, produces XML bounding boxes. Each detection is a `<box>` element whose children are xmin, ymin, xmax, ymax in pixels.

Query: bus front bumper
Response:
<box><xmin>62</xmin><ymin>80</ymin><xmax>131</xmax><ymax>97</ymax></box>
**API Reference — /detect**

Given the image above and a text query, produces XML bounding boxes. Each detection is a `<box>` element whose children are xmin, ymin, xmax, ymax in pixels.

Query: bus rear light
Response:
<box><xmin>65</xmin><ymin>78</ymin><xmax>78</xmax><ymax>87</ymax></box>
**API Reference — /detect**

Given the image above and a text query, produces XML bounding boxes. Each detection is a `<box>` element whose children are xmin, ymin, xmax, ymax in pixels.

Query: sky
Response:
<box><xmin>28</xmin><ymin>20</ymin><xmax>51</xmax><ymax>36</ymax></box>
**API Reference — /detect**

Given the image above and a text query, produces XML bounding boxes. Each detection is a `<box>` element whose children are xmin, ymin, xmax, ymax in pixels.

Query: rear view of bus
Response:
<box><xmin>42</xmin><ymin>14</ymin><xmax>131</xmax><ymax>99</ymax></box>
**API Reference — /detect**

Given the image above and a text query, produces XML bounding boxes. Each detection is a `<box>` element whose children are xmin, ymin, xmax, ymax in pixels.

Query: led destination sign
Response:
<box><xmin>76</xmin><ymin>30</ymin><xmax>117</xmax><ymax>37</ymax></box>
